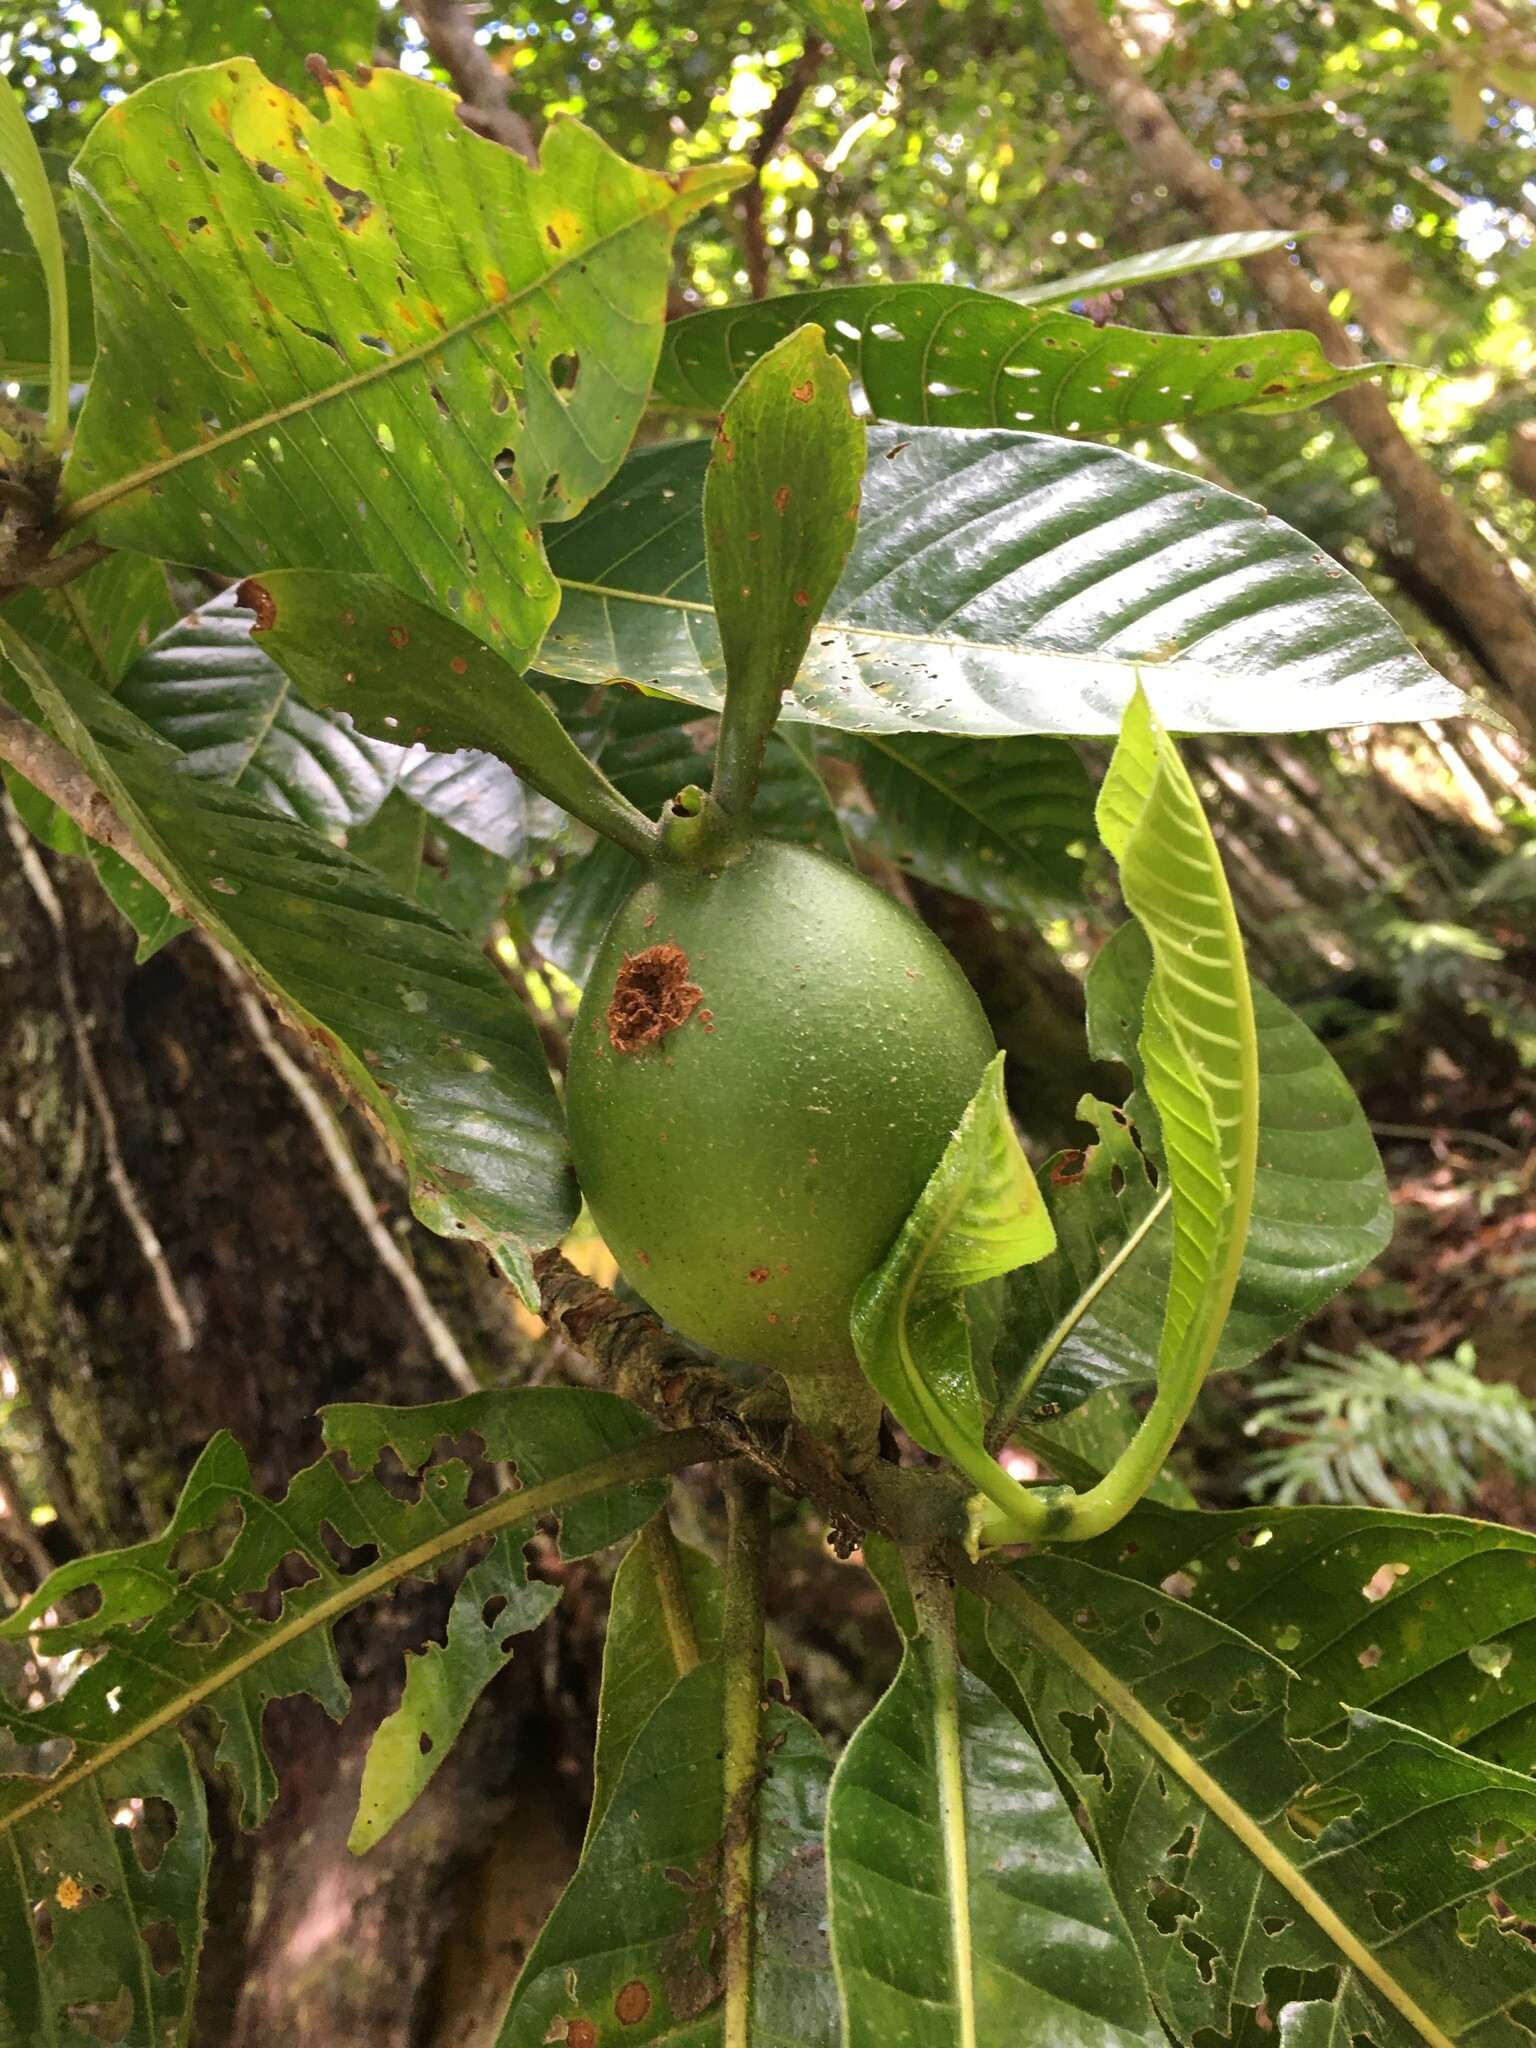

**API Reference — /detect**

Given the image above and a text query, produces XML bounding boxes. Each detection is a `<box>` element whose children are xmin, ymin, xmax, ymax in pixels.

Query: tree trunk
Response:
<box><xmin>1039</xmin><ymin>0</ymin><xmax>1536</xmax><ymax>733</ymax></box>
<box><xmin>0</xmin><ymin>825</ymin><xmax>590</xmax><ymax>2043</ymax></box>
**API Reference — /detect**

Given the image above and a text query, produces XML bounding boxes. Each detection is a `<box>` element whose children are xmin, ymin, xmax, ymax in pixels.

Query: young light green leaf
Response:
<box><xmin>0</xmin><ymin>69</ymin><xmax>69</xmax><ymax>442</ymax></box>
<box><xmin>851</xmin><ymin>1053</ymin><xmax>1057</xmax><ymax>1524</ymax></box>
<box><xmin>497</xmin><ymin>1662</ymin><xmax>838</xmax><ymax>2046</ymax></box>
<box><xmin>238</xmin><ymin>570</ymin><xmax>659</xmax><ymax>859</ymax></box>
<box><xmin>0</xmin><ymin>1389</ymin><xmax>696</xmax><ymax>2048</ymax></box>
<box><xmin>349</xmin><ymin>1531</ymin><xmax>560</xmax><ymax>1854</ymax></box>
<box><xmin>705</xmin><ymin>322</ymin><xmax>864</xmax><ymax>832</ymax></box>
<box><xmin>61</xmin><ymin>62</ymin><xmax>743</xmax><ymax>667</ymax></box>
<box><xmin>539</xmin><ymin>429</ymin><xmax>1467</xmax><ymax>736</ymax></box>
<box><xmin>1009</xmin><ymin>229</ymin><xmax>1307</xmax><ymax>306</ymax></box>
<box><xmin>2</xmin><ymin>623</ymin><xmax>577</xmax><ymax>1295</ymax></box>
<box><xmin>826</xmin><ymin>1610</ymin><xmax>1163</xmax><ymax>2046</ymax></box>
<box><xmin>0</xmin><ymin>141</ymin><xmax>94</xmax><ymax>381</ymax></box>
<box><xmin>977</xmin><ymin>686</ymin><xmax>1260</xmax><ymax>1543</ymax></box>
<box><xmin>656</xmin><ymin>280</ymin><xmax>1379</xmax><ymax>434</ymax></box>
<box><xmin>991</xmin><ymin>936</ymin><xmax>1391</xmax><ymax>1432</ymax></box>
<box><xmin>980</xmin><ymin>1549</ymin><xmax>1536</xmax><ymax>2047</ymax></box>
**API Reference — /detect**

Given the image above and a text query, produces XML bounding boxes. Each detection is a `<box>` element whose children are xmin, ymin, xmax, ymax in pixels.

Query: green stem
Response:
<box><xmin>640</xmin><ymin>1509</ymin><xmax>701</xmax><ymax>1677</ymax></box>
<box><xmin>907</xmin><ymin>1555</ymin><xmax>977</xmax><ymax>2048</ymax></box>
<box><xmin>720</xmin><ymin>1473</ymin><xmax>771</xmax><ymax>2048</ymax></box>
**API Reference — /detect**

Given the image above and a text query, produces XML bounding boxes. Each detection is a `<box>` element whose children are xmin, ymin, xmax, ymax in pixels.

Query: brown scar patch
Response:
<box><xmin>616</xmin><ymin>1979</ymin><xmax>652</xmax><ymax>2025</ymax></box>
<box><xmin>607</xmin><ymin>944</ymin><xmax>701</xmax><ymax>1053</ymax></box>
<box><xmin>748</xmin><ymin>1265</ymin><xmax>770</xmax><ymax>1285</ymax></box>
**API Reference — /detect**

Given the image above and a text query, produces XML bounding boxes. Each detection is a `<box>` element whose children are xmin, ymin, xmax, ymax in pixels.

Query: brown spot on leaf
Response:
<box><xmin>1051</xmin><ymin>1151</ymin><xmax>1087</xmax><ymax>1186</ymax></box>
<box><xmin>716</xmin><ymin>426</ymin><xmax>735</xmax><ymax>463</ymax></box>
<box><xmin>237</xmin><ymin>577</ymin><xmax>276</xmax><ymax>631</ymax></box>
<box><xmin>773</xmin><ymin>484</ymin><xmax>791</xmax><ymax>513</ymax></box>
<box><xmin>450</xmin><ymin>656</ymin><xmax>468</xmax><ymax>675</ymax></box>
<box><xmin>792</xmin><ymin>589</ymin><xmax>809</xmax><ymax>607</ymax></box>
<box><xmin>566</xmin><ymin>2023</ymin><xmax>596</xmax><ymax>2048</ymax></box>
<box><xmin>616</xmin><ymin>1980</ymin><xmax>651</xmax><ymax>2025</ymax></box>
<box><xmin>791</xmin><ymin>379</ymin><xmax>814</xmax><ymax>402</ymax></box>
<box><xmin>388</xmin><ymin>625</ymin><xmax>410</xmax><ymax>649</ymax></box>
<box><xmin>748</xmin><ymin>1266</ymin><xmax>770</xmax><ymax>1285</ymax></box>
<box><xmin>607</xmin><ymin>945</ymin><xmax>702</xmax><ymax>1053</ymax></box>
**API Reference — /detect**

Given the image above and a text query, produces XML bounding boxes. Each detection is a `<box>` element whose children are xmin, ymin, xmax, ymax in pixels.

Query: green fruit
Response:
<box><xmin>566</xmin><ymin>838</ymin><xmax>995</xmax><ymax>1385</ymax></box>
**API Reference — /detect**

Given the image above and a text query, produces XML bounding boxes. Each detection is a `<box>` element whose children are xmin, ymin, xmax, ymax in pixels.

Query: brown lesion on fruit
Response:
<box><xmin>607</xmin><ymin>943</ymin><xmax>702</xmax><ymax>1053</ymax></box>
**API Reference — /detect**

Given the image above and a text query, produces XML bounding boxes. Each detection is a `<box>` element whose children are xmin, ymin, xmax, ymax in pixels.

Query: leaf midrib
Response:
<box><xmin>974</xmin><ymin>1561</ymin><xmax>1457</xmax><ymax>2048</ymax></box>
<box><xmin>0</xmin><ymin>1429</ymin><xmax>709</xmax><ymax>1838</ymax></box>
<box><xmin>59</xmin><ymin>189</ymin><xmax>681</xmax><ymax>531</ymax></box>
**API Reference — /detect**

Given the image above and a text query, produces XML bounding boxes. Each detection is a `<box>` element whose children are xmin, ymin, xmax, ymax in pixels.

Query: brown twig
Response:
<box><xmin>0</xmin><ymin>700</ymin><xmax>180</xmax><ymax>906</ymax></box>
<box><xmin>531</xmin><ymin>1247</ymin><xmax>894</xmax><ymax>1535</ymax></box>
<box><xmin>413</xmin><ymin>0</ymin><xmax>538</xmax><ymax>162</ymax></box>
<box><xmin>737</xmin><ymin>43</ymin><xmax>826</xmax><ymax>300</ymax></box>
<box><xmin>0</xmin><ymin>540</ymin><xmax>113</xmax><ymax>597</ymax></box>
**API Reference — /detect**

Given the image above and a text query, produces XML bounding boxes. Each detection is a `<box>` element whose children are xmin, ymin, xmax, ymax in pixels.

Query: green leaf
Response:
<box><xmin>993</xmin><ymin>928</ymin><xmax>1392</xmax><ymax>1428</ymax></box>
<box><xmin>346</xmin><ymin>784</ymin><xmax>426</xmax><ymax>897</ymax></box>
<box><xmin>496</xmin><ymin>1661</ymin><xmax>838</xmax><ymax>2047</ymax></box>
<box><xmin>826</xmin><ymin>1626</ymin><xmax>1163</xmax><ymax>2046</ymax></box>
<box><xmin>656</xmin><ymin>283</ymin><xmax>1382</xmax><ymax>435</ymax></box>
<box><xmin>0</xmin><ymin>1389</ymin><xmax>693</xmax><ymax>2048</ymax></box>
<box><xmin>62</xmin><ymin>63</ymin><xmax>742</xmax><ymax>668</ymax></box>
<box><xmin>0</xmin><ymin>70</ymin><xmax>69</xmax><ymax>441</ymax></box>
<box><xmin>349</xmin><ymin>1531</ymin><xmax>560</xmax><ymax>1853</ymax></box>
<box><xmin>1009</xmin><ymin>231</ymin><xmax>1308</xmax><ymax>307</ymax></box>
<box><xmin>851</xmin><ymin>1054</ymin><xmax>1056</xmax><ymax>1521</ymax></box>
<box><xmin>2</xmin><ymin>624</ymin><xmax>577</xmax><ymax>1293</ymax></box>
<box><xmin>587</xmin><ymin>1524</ymin><xmax>723</xmax><ymax>1845</ymax></box>
<box><xmin>238</xmin><ymin>570</ymin><xmax>659</xmax><ymax>857</ymax></box>
<box><xmin>982</xmin><ymin>1550</ymin><xmax>1536</xmax><ymax>2046</ymax></box>
<box><xmin>787</xmin><ymin>0</ymin><xmax>876</xmax><ymax>71</ymax></box>
<box><xmin>838</xmin><ymin>730</ymin><xmax>1093</xmax><ymax>915</ymax></box>
<box><xmin>1068</xmin><ymin>1496</ymin><xmax>1536</xmax><ymax>1767</ymax></box>
<box><xmin>0</xmin><ymin>143</ymin><xmax>94</xmax><ymax>381</ymax></box>
<box><xmin>704</xmin><ymin>322</ymin><xmax>865</xmax><ymax>829</ymax></box>
<box><xmin>117</xmin><ymin>589</ymin><xmax>401</xmax><ymax>834</ymax></box>
<box><xmin>539</xmin><ymin>428</ymin><xmax>1466</xmax><ymax>736</ymax></box>
<box><xmin>0</xmin><ymin>550</ymin><xmax>175</xmax><ymax>692</ymax></box>
<box><xmin>125</xmin><ymin>0</ymin><xmax>379</xmax><ymax>95</ymax></box>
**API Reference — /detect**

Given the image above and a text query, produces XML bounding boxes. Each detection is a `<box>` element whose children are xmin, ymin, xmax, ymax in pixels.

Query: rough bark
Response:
<box><xmin>0</xmin><ymin>828</ymin><xmax>582</xmax><ymax>2043</ymax></box>
<box><xmin>1040</xmin><ymin>0</ymin><xmax>1536</xmax><ymax>733</ymax></box>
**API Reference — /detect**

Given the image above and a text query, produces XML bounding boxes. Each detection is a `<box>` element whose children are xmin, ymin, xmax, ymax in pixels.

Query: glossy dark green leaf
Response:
<box><xmin>993</xmin><ymin>923</ymin><xmax>1392</xmax><ymax>1428</ymax></box>
<box><xmin>116</xmin><ymin>590</ymin><xmax>400</xmax><ymax>834</ymax></box>
<box><xmin>984</xmin><ymin>1552</ymin><xmax>1536</xmax><ymax>2046</ymax></box>
<box><xmin>656</xmin><ymin>283</ymin><xmax>1382</xmax><ymax>434</ymax></box>
<box><xmin>540</xmin><ymin>429</ymin><xmax>1465</xmax><ymax>736</ymax></box>
<box><xmin>497</xmin><ymin>1662</ymin><xmax>837</xmax><ymax>2047</ymax></box>
<box><xmin>0</xmin><ymin>1388</ymin><xmax>680</xmax><ymax>2048</ymax></box>
<box><xmin>826</xmin><ymin>1635</ymin><xmax>1163</xmax><ymax>2046</ymax></box>
<box><xmin>3</xmin><ymin>625</ymin><xmax>576</xmax><ymax>1292</ymax></box>
<box><xmin>704</xmin><ymin>323</ymin><xmax>864</xmax><ymax>826</ymax></box>
<box><xmin>63</xmin><ymin>64</ymin><xmax>741</xmax><ymax>668</ymax></box>
<box><xmin>0</xmin><ymin>142</ymin><xmax>92</xmax><ymax>382</ymax></box>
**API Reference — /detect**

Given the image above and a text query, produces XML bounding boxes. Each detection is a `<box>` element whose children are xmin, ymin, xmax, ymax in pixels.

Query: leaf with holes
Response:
<box><xmin>1010</xmin><ymin>231</ymin><xmax>1306</xmax><ymax>308</ymax></box>
<box><xmin>0</xmin><ymin>1388</ymin><xmax>691</xmax><ymax>2048</ymax></box>
<box><xmin>991</xmin><ymin>924</ymin><xmax>1391</xmax><ymax>1432</ymax></box>
<box><xmin>827</xmin><ymin>1625</ymin><xmax>1164</xmax><ymax>2047</ymax></box>
<box><xmin>497</xmin><ymin>1661</ymin><xmax>836</xmax><ymax>2047</ymax></box>
<box><xmin>656</xmin><ymin>283</ymin><xmax>1382</xmax><ymax>435</ymax></box>
<box><xmin>1068</xmin><ymin>1497</ymin><xmax>1536</xmax><ymax>1769</ymax></box>
<box><xmin>981</xmin><ymin>1550</ymin><xmax>1536</xmax><ymax>2046</ymax></box>
<box><xmin>3</xmin><ymin>623</ymin><xmax>576</xmax><ymax>1292</ymax></box>
<box><xmin>62</xmin><ymin>62</ymin><xmax>742</xmax><ymax>667</ymax></box>
<box><xmin>538</xmin><ymin>427</ymin><xmax>1465</xmax><ymax>735</ymax></box>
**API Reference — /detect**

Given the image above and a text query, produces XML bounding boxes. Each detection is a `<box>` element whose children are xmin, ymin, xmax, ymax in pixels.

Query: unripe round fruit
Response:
<box><xmin>566</xmin><ymin>838</ymin><xmax>995</xmax><ymax>1382</ymax></box>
